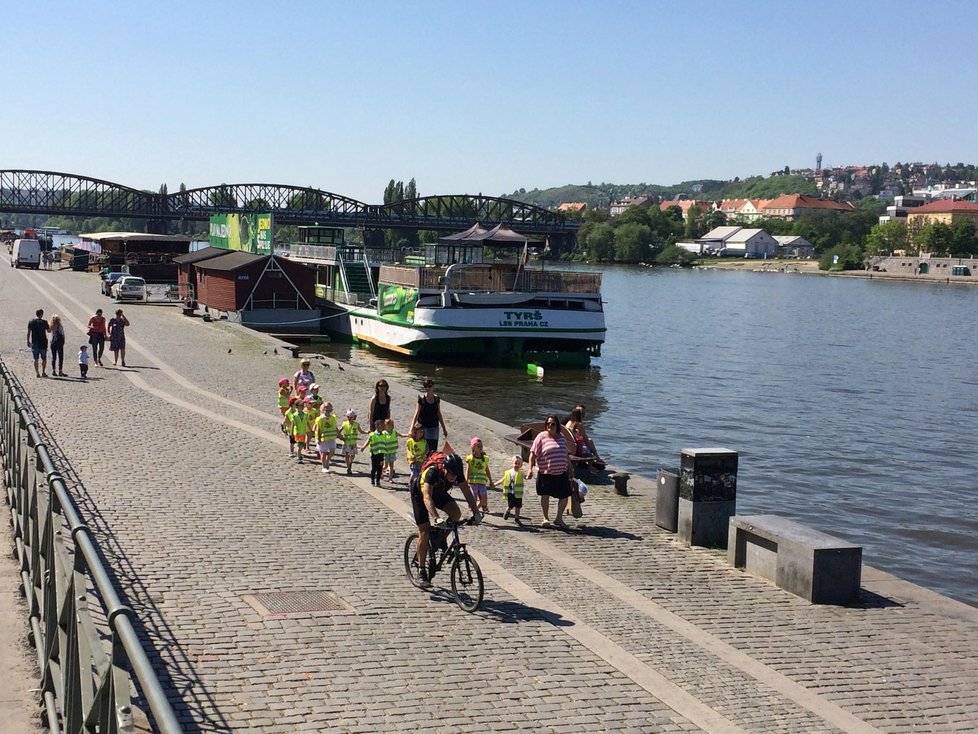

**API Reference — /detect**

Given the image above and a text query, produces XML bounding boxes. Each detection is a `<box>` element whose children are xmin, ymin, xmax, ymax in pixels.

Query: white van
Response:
<box><xmin>11</xmin><ymin>239</ymin><xmax>41</xmax><ymax>269</ymax></box>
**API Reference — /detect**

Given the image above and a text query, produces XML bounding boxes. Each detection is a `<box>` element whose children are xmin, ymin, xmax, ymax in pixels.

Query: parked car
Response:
<box><xmin>111</xmin><ymin>276</ymin><xmax>147</xmax><ymax>301</ymax></box>
<box><xmin>101</xmin><ymin>271</ymin><xmax>127</xmax><ymax>295</ymax></box>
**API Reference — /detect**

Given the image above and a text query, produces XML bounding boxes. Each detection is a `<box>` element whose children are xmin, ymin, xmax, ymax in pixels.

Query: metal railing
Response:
<box><xmin>0</xmin><ymin>359</ymin><xmax>181</xmax><ymax>734</ymax></box>
<box><xmin>378</xmin><ymin>264</ymin><xmax>603</xmax><ymax>294</ymax></box>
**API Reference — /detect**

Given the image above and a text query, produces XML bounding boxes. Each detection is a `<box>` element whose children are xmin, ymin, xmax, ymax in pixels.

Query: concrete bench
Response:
<box><xmin>728</xmin><ymin>515</ymin><xmax>862</xmax><ymax>604</ymax></box>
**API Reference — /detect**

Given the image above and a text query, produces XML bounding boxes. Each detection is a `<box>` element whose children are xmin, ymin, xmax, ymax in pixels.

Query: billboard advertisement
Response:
<box><xmin>209</xmin><ymin>213</ymin><xmax>273</xmax><ymax>254</ymax></box>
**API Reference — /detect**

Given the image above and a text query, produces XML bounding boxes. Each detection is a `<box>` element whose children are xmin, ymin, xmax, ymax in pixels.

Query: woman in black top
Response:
<box><xmin>368</xmin><ymin>379</ymin><xmax>392</xmax><ymax>429</ymax></box>
<box><xmin>410</xmin><ymin>378</ymin><xmax>447</xmax><ymax>455</ymax></box>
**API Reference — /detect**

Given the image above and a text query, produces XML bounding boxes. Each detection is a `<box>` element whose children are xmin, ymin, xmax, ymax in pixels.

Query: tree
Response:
<box><xmin>951</xmin><ymin>220</ymin><xmax>978</xmax><ymax>256</ymax></box>
<box><xmin>613</xmin><ymin>223</ymin><xmax>653</xmax><ymax>263</ymax></box>
<box><xmin>615</xmin><ymin>205</ymin><xmax>651</xmax><ymax>227</ymax></box>
<box><xmin>819</xmin><ymin>244</ymin><xmax>863</xmax><ymax>271</ymax></box>
<box><xmin>655</xmin><ymin>244</ymin><xmax>697</xmax><ymax>266</ymax></box>
<box><xmin>864</xmin><ymin>221</ymin><xmax>907</xmax><ymax>256</ymax></box>
<box><xmin>585</xmin><ymin>223</ymin><xmax>615</xmax><ymax>261</ymax></box>
<box><xmin>919</xmin><ymin>221</ymin><xmax>954</xmax><ymax>255</ymax></box>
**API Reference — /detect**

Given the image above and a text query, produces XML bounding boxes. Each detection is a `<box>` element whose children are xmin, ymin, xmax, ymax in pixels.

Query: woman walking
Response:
<box><xmin>49</xmin><ymin>314</ymin><xmax>67</xmax><ymax>376</ymax></box>
<box><xmin>87</xmin><ymin>308</ymin><xmax>108</xmax><ymax>366</ymax></box>
<box><xmin>368</xmin><ymin>379</ymin><xmax>392</xmax><ymax>430</ymax></box>
<box><xmin>411</xmin><ymin>378</ymin><xmax>447</xmax><ymax>455</ymax></box>
<box><xmin>108</xmin><ymin>309</ymin><xmax>130</xmax><ymax>367</ymax></box>
<box><xmin>526</xmin><ymin>414</ymin><xmax>574</xmax><ymax>529</ymax></box>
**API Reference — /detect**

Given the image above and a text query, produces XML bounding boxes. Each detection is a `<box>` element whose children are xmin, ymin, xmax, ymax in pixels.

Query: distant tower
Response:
<box><xmin>816</xmin><ymin>153</ymin><xmax>822</xmax><ymax>174</ymax></box>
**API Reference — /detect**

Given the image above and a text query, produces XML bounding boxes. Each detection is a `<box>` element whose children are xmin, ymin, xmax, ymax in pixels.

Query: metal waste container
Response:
<box><xmin>655</xmin><ymin>468</ymin><xmax>680</xmax><ymax>532</ymax></box>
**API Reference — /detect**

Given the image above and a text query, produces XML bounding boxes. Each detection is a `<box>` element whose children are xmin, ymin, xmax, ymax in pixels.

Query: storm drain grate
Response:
<box><xmin>243</xmin><ymin>591</ymin><xmax>354</xmax><ymax>618</ymax></box>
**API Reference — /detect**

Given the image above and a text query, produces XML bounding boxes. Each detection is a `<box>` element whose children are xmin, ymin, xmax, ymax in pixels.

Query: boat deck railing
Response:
<box><xmin>379</xmin><ymin>264</ymin><xmax>602</xmax><ymax>294</ymax></box>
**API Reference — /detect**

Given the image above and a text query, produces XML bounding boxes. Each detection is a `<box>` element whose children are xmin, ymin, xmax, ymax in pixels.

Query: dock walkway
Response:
<box><xmin>1</xmin><ymin>264</ymin><xmax>977</xmax><ymax>733</ymax></box>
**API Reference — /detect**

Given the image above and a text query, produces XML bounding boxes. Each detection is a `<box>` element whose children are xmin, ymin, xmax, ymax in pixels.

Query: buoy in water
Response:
<box><xmin>526</xmin><ymin>363</ymin><xmax>537</xmax><ymax>375</ymax></box>
<box><xmin>536</xmin><ymin>366</ymin><xmax>545</xmax><ymax>379</ymax></box>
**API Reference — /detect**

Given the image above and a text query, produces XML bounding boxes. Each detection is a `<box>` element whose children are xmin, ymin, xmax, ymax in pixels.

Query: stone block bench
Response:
<box><xmin>727</xmin><ymin>515</ymin><xmax>862</xmax><ymax>604</ymax></box>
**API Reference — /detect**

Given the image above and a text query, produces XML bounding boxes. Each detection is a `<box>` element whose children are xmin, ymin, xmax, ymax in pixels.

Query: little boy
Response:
<box><xmin>360</xmin><ymin>419</ymin><xmax>386</xmax><ymax>485</ymax></box>
<box><xmin>502</xmin><ymin>455</ymin><xmax>525</xmax><ymax>523</ymax></box>
<box><xmin>78</xmin><ymin>345</ymin><xmax>90</xmax><ymax>380</ymax></box>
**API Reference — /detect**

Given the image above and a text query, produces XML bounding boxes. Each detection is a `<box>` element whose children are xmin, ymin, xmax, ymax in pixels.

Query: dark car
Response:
<box><xmin>101</xmin><ymin>271</ymin><xmax>126</xmax><ymax>296</ymax></box>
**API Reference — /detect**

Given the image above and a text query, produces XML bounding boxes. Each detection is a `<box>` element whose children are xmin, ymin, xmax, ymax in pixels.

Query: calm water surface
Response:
<box><xmin>322</xmin><ymin>266</ymin><xmax>978</xmax><ymax>607</ymax></box>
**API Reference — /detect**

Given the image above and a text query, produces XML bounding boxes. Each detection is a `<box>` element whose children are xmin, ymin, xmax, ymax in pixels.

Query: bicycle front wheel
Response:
<box><xmin>450</xmin><ymin>550</ymin><xmax>484</xmax><ymax>612</ymax></box>
<box><xmin>404</xmin><ymin>534</ymin><xmax>434</xmax><ymax>588</ymax></box>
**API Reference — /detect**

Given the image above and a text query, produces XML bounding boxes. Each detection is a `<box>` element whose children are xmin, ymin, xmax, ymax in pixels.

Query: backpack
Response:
<box><xmin>419</xmin><ymin>451</ymin><xmax>447</xmax><ymax>476</ymax></box>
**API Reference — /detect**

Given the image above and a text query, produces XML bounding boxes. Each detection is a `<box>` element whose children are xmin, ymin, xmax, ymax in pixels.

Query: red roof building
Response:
<box><xmin>760</xmin><ymin>194</ymin><xmax>855</xmax><ymax>220</ymax></box>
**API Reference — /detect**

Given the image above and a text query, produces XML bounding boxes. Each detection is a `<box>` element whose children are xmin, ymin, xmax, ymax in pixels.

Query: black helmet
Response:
<box><xmin>441</xmin><ymin>453</ymin><xmax>464</xmax><ymax>477</ymax></box>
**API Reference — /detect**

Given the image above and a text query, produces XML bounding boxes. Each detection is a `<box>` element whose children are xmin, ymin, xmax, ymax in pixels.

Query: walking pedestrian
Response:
<box><xmin>368</xmin><ymin>379</ymin><xmax>392</xmax><ymax>429</ymax></box>
<box><xmin>26</xmin><ymin>308</ymin><xmax>50</xmax><ymax>378</ymax></box>
<box><xmin>293</xmin><ymin>359</ymin><xmax>315</xmax><ymax>390</ymax></box>
<box><xmin>49</xmin><ymin>314</ymin><xmax>67</xmax><ymax>376</ymax></box>
<box><xmin>411</xmin><ymin>378</ymin><xmax>447</xmax><ymax>454</ymax></box>
<box><xmin>87</xmin><ymin>308</ymin><xmax>108</xmax><ymax>366</ymax></box>
<box><xmin>78</xmin><ymin>345</ymin><xmax>90</xmax><ymax>380</ymax></box>
<box><xmin>525</xmin><ymin>414</ymin><xmax>574</xmax><ymax>529</ymax></box>
<box><xmin>107</xmin><ymin>308</ymin><xmax>130</xmax><ymax>367</ymax></box>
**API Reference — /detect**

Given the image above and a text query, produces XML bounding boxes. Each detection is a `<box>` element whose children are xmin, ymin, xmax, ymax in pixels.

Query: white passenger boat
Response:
<box><xmin>291</xmin><ymin>226</ymin><xmax>605</xmax><ymax>367</ymax></box>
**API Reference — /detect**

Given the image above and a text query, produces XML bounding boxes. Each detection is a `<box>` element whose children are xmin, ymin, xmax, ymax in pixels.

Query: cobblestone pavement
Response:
<box><xmin>2</xmin><ymin>264</ymin><xmax>977</xmax><ymax>733</ymax></box>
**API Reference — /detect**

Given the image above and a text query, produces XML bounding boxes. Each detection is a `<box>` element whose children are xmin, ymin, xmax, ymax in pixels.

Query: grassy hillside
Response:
<box><xmin>508</xmin><ymin>175</ymin><xmax>817</xmax><ymax>208</ymax></box>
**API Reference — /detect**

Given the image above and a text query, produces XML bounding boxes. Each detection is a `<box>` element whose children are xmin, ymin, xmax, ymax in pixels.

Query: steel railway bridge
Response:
<box><xmin>0</xmin><ymin>170</ymin><xmax>578</xmax><ymax>246</ymax></box>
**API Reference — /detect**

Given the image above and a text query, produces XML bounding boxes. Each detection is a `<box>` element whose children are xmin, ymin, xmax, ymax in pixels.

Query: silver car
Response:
<box><xmin>111</xmin><ymin>276</ymin><xmax>147</xmax><ymax>301</ymax></box>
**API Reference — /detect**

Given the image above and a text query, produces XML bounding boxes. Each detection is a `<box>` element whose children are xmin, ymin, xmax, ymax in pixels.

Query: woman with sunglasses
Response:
<box><xmin>368</xmin><ymin>379</ymin><xmax>392</xmax><ymax>431</ymax></box>
<box><xmin>411</xmin><ymin>378</ymin><xmax>447</xmax><ymax>455</ymax></box>
<box><xmin>526</xmin><ymin>414</ymin><xmax>574</xmax><ymax>528</ymax></box>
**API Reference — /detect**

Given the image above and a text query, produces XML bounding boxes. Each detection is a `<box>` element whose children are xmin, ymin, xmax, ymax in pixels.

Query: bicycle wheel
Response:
<box><xmin>450</xmin><ymin>550</ymin><xmax>484</xmax><ymax>612</ymax></box>
<box><xmin>403</xmin><ymin>534</ymin><xmax>434</xmax><ymax>588</ymax></box>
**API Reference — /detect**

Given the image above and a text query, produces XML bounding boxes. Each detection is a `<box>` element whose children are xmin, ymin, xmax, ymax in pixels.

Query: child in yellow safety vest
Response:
<box><xmin>290</xmin><ymin>398</ymin><xmax>315</xmax><ymax>464</ymax></box>
<box><xmin>502</xmin><ymin>455</ymin><xmax>525</xmax><ymax>524</ymax></box>
<box><xmin>277</xmin><ymin>378</ymin><xmax>292</xmax><ymax>416</ymax></box>
<box><xmin>339</xmin><ymin>409</ymin><xmax>367</xmax><ymax>476</ymax></box>
<box><xmin>382</xmin><ymin>418</ymin><xmax>410</xmax><ymax>482</ymax></box>
<box><xmin>405</xmin><ymin>423</ymin><xmax>427</xmax><ymax>486</ymax></box>
<box><xmin>465</xmin><ymin>437</ymin><xmax>495</xmax><ymax>515</ymax></box>
<box><xmin>314</xmin><ymin>402</ymin><xmax>338</xmax><ymax>473</ymax></box>
<box><xmin>360</xmin><ymin>419</ymin><xmax>387</xmax><ymax>486</ymax></box>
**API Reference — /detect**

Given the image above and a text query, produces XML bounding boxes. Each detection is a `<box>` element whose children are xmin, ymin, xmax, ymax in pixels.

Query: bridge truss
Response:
<box><xmin>0</xmin><ymin>170</ymin><xmax>577</xmax><ymax>237</ymax></box>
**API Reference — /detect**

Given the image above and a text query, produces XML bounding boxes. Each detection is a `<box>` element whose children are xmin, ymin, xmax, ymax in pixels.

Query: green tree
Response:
<box><xmin>615</xmin><ymin>205</ymin><xmax>651</xmax><ymax>227</ymax></box>
<box><xmin>951</xmin><ymin>220</ymin><xmax>978</xmax><ymax>256</ymax></box>
<box><xmin>864</xmin><ymin>221</ymin><xmax>907</xmax><ymax>256</ymax></box>
<box><xmin>655</xmin><ymin>244</ymin><xmax>697</xmax><ymax>266</ymax></box>
<box><xmin>614</xmin><ymin>222</ymin><xmax>653</xmax><ymax>263</ymax></box>
<box><xmin>818</xmin><ymin>244</ymin><xmax>863</xmax><ymax>271</ymax></box>
<box><xmin>585</xmin><ymin>222</ymin><xmax>615</xmax><ymax>261</ymax></box>
<box><xmin>920</xmin><ymin>221</ymin><xmax>954</xmax><ymax>255</ymax></box>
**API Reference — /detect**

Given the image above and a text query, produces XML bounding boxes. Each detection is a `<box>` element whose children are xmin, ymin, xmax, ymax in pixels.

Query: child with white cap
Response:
<box><xmin>339</xmin><ymin>409</ymin><xmax>366</xmax><ymax>475</ymax></box>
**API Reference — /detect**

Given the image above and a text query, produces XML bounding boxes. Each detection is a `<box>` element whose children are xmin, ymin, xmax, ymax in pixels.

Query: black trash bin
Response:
<box><xmin>656</xmin><ymin>468</ymin><xmax>680</xmax><ymax>532</ymax></box>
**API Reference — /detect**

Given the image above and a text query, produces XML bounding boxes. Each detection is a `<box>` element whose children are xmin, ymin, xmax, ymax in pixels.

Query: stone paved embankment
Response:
<box><xmin>1</xmin><ymin>263</ymin><xmax>977</xmax><ymax>733</ymax></box>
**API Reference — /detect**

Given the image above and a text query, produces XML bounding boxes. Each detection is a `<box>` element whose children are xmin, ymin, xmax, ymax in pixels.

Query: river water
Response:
<box><xmin>319</xmin><ymin>266</ymin><xmax>978</xmax><ymax>607</ymax></box>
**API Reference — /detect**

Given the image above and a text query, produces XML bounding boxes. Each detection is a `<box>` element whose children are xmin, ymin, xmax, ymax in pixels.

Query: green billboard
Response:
<box><xmin>209</xmin><ymin>213</ymin><xmax>273</xmax><ymax>254</ymax></box>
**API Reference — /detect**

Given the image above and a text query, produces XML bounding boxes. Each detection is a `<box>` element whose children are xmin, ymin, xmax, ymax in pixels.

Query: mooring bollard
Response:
<box><xmin>611</xmin><ymin>472</ymin><xmax>630</xmax><ymax>496</ymax></box>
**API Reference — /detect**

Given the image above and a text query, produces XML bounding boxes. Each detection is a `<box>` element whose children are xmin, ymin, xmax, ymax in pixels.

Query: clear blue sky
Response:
<box><xmin>5</xmin><ymin>0</ymin><xmax>976</xmax><ymax>203</ymax></box>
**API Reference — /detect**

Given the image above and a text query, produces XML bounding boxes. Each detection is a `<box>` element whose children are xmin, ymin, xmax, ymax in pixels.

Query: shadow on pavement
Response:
<box><xmin>424</xmin><ymin>590</ymin><xmax>574</xmax><ymax>626</ymax></box>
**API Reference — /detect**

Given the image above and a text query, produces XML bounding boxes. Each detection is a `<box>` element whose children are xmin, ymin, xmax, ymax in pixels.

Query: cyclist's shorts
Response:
<box><xmin>410</xmin><ymin>478</ymin><xmax>454</xmax><ymax>526</ymax></box>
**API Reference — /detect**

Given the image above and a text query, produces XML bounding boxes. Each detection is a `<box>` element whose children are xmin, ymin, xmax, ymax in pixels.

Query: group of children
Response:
<box><xmin>274</xmin><ymin>376</ymin><xmax>581</xmax><ymax>525</ymax></box>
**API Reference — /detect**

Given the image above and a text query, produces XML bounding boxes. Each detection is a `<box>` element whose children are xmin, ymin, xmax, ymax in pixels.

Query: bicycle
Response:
<box><xmin>404</xmin><ymin>517</ymin><xmax>484</xmax><ymax>612</ymax></box>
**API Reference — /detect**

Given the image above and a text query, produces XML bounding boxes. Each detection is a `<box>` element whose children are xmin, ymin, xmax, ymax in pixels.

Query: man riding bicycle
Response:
<box><xmin>410</xmin><ymin>452</ymin><xmax>481</xmax><ymax>588</ymax></box>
